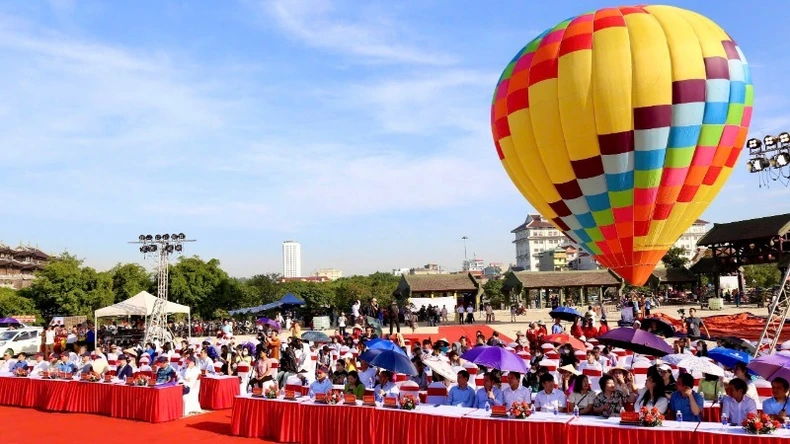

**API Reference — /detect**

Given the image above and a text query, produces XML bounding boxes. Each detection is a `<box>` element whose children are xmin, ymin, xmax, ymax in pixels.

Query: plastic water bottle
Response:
<box><xmin>554</xmin><ymin>405</ymin><xmax>559</xmax><ymax>416</ymax></box>
<box><xmin>717</xmin><ymin>394</ymin><xmax>724</xmax><ymax>405</ymax></box>
<box><xmin>676</xmin><ymin>410</ymin><xmax>683</xmax><ymax>422</ymax></box>
<box><xmin>721</xmin><ymin>412</ymin><xmax>729</xmax><ymax>430</ymax></box>
<box><xmin>485</xmin><ymin>403</ymin><xmax>491</xmax><ymax>412</ymax></box>
<box><xmin>308</xmin><ymin>389</ymin><xmax>315</xmax><ymax>401</ymax></box>
<box><xmin>573</xmin><ymin>405</ymin><xmax>580</xmax><ymax>418</ymax></box>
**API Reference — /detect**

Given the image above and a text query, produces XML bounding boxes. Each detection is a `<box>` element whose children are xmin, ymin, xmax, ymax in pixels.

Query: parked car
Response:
<box><xmin>0</xmin><ymin>328</ymin><xmax>43</xmax><ymax>356</ymax></box>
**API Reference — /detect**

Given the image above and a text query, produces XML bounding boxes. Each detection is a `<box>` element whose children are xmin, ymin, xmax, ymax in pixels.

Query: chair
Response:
<box><xmin>582</xmin><ymin>367</ymin><xmax>602</xmax><ymax>390</ymax></box>
<box><xmin>399</xmin><ymin>380</ymin><xmax>420</xmax><ymax>401</ymax></box>
<box><xmin>425</xmin><ymin>367</ymin><xmax>432</xmax><ymax>383</ymax></box>
<box><xmin>632</xmin><ymin>361</ymin><xmax>651</xmax><ymax>387</ymax></box>
<box><xmin>169</xmin><ymin>354</ymin><xmax>181</xmax><ymax>373</ymax></box>
<box><xmin>213</xmin><ymin>361</ymin><xmax>223</xmax><ymax>374</ymax></box>
<box><xmin>237</xmin><ymin>363</ymin><xmax>250</xmax><ymax>393</ymax></box>
<box><xmin>425</xmin><ymin>382</ymin><xmax>448</xmax><ymax>405</ymax></box>
<box><xmin>545</xmin><ymin>351</ymin><xmax>560</xmax><ymax>360</ymax></box>
<box><xmin>474</xmin><ymin>374</ymin><xmax>485</xmax><ymax>388</ymax></box>
<box><xmin>270</xmin><ymin>358</ymin><xmax>280</xmax><ymax>374</ymax></box>
<box><xmin>284</xmin><ymin>375</ymin><xmax>303</xmax><ymax>397</ymax></box>
<box><xmin>755</xmin><ymin>379</ymin><xmax>772</xmax><ymax>405</ymax></box>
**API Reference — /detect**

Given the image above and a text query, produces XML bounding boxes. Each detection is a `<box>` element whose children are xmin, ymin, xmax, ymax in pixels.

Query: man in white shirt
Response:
<box><xmin>579</xmin><ymin>351</ymin><xmax>603</xmax><ymax>373</ymax></box>
<box><xmin>357</xmin><ymin>359</ymin><xmax>377</xmax><ymax>389</ymax></box>
<box><xmin>196</xmin><ymin>349</ymin><xmax>215</xmax><ymax>374</ymax></box>
<box><xmin>376</xmin><ymin>370</ymin><xmax>400</xmax><ymax>399</ymax></box>
<box><xmin>456</xmin><ymin>306</ymin><xmax>464</xmax><ymax>325</ymax></box>
<box><xmin>30</xmin><ymin>353</ymin><xmax>50</xmax><ymax>376</ymax></box>
<box><xmin>534</xmin><ymin>373</ymin><xmax>567</xmax><ymax>412</ymax></box>
<box><xmin>502</xmin><ymin>371</ymin><xmax>531</xmax><ymax>406</ymax></box>
<box><xmin>45</xmin><ymin>327</ymin><xmax>56</xmax><ymax>354</ymax></box>
<box><xmin>723</xmin><ymin>378</ymin><xmax>758</xmax><ymax>425</ymax></box>
<box><xmin>351</xmin><ymin>300</ymin><xmax>361</xmax><ymax>319</ymax></box>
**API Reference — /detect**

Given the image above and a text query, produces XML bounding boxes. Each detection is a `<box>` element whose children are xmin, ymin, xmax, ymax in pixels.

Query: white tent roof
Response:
<box><xmin>94</xmin><ymin>291</ymin><xmax>190</xmax><ymax>318</ymax></box>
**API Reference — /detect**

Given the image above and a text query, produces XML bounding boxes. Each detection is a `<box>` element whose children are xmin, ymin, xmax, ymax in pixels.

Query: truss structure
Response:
<box><xmin>756</xmin><ymin>265</ymin><xmax>790</xmax><ymax>356</ymax></box>
<box><xmin>129</xmin><ymin>234</ymin><xmax>195</xmax><ymax>347</ymax></box>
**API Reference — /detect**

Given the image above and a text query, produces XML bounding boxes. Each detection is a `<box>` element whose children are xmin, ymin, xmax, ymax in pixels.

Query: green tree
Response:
<box><xmin>19</xmin><ymin>253</ymin><xmax>114</xmax><ymax>320</ymax></box>
<box><xmin>483</xmin><ymin>278</ymin><xmax>506</xmax><ymax>307</ymax></box>
<box><xmin>744</xmin><ymin>264</ymin><xmax>781</xmax><ymax>288</ymax></box>
<box><xmin>240</xmin><ymin>273</ymin><xmax>281</xmax><ymax>306</ymax></box>
<box><xmin>168</xmin><ymin>256</ymin><xmax>236</xmax><ymax>318</ymax></box>
<box><xmin>0</xmin><ymin>287</ymin><xmax>39</xmax><ymax>320</ymax></box>
<box><xmin>109</xmin><ymin>263</ymin><xmax>153</xmax><ymax>302</ymax></box>
<box><xmin>662</xmin><ymin>247</ymin><xmax>689</xmax><ymax>268</ymax></box>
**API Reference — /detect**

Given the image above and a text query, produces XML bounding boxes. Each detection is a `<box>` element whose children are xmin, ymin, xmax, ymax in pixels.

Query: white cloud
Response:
<box><xmin>261</xmin><ymin>0</ymin><xmax>455</xmax><ymax>65</ymax></box>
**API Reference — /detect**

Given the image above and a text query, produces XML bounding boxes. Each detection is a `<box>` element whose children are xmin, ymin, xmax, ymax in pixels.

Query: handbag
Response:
<box><xmin>183</xmin><ymin>385</ymin><xmax>191</xmax><ymax>395</ymax></box>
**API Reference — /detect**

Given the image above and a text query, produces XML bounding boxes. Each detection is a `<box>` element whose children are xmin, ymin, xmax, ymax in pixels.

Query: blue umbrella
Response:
<box><xmin>368</xmin><ymin>349</ymin><xmax>418</xmax><ymax>376</ymax></box>
<box><xmin>549</xmin><ymin>307</ymin><xmax>582</xmax><ymax>322</ymax></box>
<box><xmin>366</xmin><ymin>339</ymin><xmax>404</xmax><ymax>353</ymax></box>
<box><xmin>359</xmin><ymin>347</ymin><xmax>407</xmax><ymax>363</ymax></box>
<box><xmin>708</xmin><ymin>347</ymin><xmax>751</xmax><ymax>368</ymax></box>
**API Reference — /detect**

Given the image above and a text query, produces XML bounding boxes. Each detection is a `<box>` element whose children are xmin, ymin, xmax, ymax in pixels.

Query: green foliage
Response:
<box><xmin>109</xmin><ymin>263</ymin><xmax>153</xmax><ymax>302</ymax></box>
<box><xmin>0</xmin><ymin>287</ymin><xmax>39</xmax><ymax>320</ymax></box>
<box><xmin>662</xmin><ymin>247</ymin><xmax>690</xmax><ymax>268</ymax></box>
<box><xmin>743</xmin><ymin>264</ymin><xmax>781</xmax><ymax>289</ymax></box>
<box><xmin>483</xmin><ymin>279</ymin><xmax>506</xmax><ymax>307</ymax></box>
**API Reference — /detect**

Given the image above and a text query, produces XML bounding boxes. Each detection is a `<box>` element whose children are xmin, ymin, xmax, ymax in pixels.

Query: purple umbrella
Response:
<box><xmin>747</xmin><ymin>354</ymin><xmax>790</xmax><ymax>382</ymax></box>
<box><xmin>463</xmin><ymin>346</ymin><xmax>526</xmax><ymax>373</ymax></box>
<box><xmin>459</xmin><ymin>345</ymin><xmax>492</xmax><ymax>363</ymax></box>
<box><xmin>598</xmin><ymin>328</ymin><xmax>672</xmax><ymax>357</ymax></box>
<box><xmin>256</xmin><ymin>317</ymin><xmax>281</xmax><ymax>331</ymax></box>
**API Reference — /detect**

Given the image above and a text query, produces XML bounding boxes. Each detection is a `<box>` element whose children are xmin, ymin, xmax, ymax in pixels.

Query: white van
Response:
<box><xmin>0</xmin><ymin>328</ymin><xmax>43</xmax><ymax>356</ymax></box>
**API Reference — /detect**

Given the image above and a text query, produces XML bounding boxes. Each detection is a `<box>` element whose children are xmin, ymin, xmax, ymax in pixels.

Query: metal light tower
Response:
<box><xmin>745</xmin><ymin>133</ymin><xmax>790</xmax><ymax>188</ymax></box>
<box><xmin>130</xmin><ymin>233</ymin><xmax>195</xmax><ymax>346</ymax></box>
<box><xmin>462</xmin><ymin>236</ymin><xmax>469</xmax><ymax>270</ymax></box>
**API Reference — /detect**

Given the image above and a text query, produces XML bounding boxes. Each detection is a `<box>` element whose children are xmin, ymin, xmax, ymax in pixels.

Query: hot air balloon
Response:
<box><xmin>491</xmin><ymin>5</ymin><xmax>753</xmax><ymax>285</ymax></box>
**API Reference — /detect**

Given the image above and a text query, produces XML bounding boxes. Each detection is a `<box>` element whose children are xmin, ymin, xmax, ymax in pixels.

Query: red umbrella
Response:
<box><xmin>543</xmin><ymin>333</ymin><xmax>585</xmax><ymax>351</ymax></box>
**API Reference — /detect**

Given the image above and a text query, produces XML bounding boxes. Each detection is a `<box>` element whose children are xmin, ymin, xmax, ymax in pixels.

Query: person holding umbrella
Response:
<box><xmin>375</xmin><ymin>370</ymin><xmax>400</xmax><ymax>400</ymax></box>
<box><xmin>761</xmin><ymin>377</ymin><xmax>790</xmax><ymax>420</ymax></box>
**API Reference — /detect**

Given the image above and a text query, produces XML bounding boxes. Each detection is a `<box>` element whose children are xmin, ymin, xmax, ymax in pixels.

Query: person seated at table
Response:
<box><xmin>656</xmin><ymin>364</ymin><xmax>676</xmax><ymax>396</ymax></box>
<box><xmin>115</xmin><ymin>354</ymin><xmax>134</xmax><ymax>380</ymax></box>
<box><xmin>357</xmin><ymin>359</ymin><xmax>377</xmax><ymax>389</ymax></box>
<box><xmin>503</xmin><ymin>371</ymin><xmax>531</xmax><ymax>406</ymax></box>
<box><xmin>30</xmin><ymin>353</ymin><xmax>49</xmax><ymax>376</ymax></box>
<box><xmin>668</xmin><ymin>373</ymin><xmax>704</xmax><ymax>421</ymax></box>
<box><xmin>534</xmin><ymin>373</ymin><xmax>567</xmax><ymax>413</ymax></box>
<box><xmin>375</xmin><ymin>370</ymin><xmax>400</xmax><ymax>400</ymax></box>
<box><xmin>698</xmin><ymin>373</ymin><xmax>725</xmax><ymax>401</ymax></box>
<box><xmin>762</xmin><ymin>377</ymin><xmax>789</xmax><ymax>420</ymax></box>
<box><xmin>154</xmin><ymin>356</ymin><xmax>178</xmax><ymax>384</ymax></box>
<box><xmin>56</xmin><ymin>353</ymin><xmax>78</xmax><ymax>374</ymax></box>
<box><xmin>567</xmin><ymin>375</ymin><xmax>595</xmax><ymax>415</ymax></box>
<box><xmin>79</xmin><ymin>353</ymin><xmax>94</xmax><ymax>374</ymax></box>
<box><xmin>0</xmin><ymin>351</ymin><xmax>14</xmax><ymax>372</ymax></box>
<box><xmin>330</xmin><ymin>359</ymin><xmax>347</xmax><ymax>385</ymax></box>
<box><xmin>344</xmin><ymin>370</ymin><xmax>366</xmax><ymax>400</ymax></box>
<box><xmin>196</xmin><ymin>348</ymin><xmax>216</xmax><ymax>374</ymax></box>
<box><xmin>249</xmin><ymin>348</ymin><xmax>274</xmax><ymax>388</ymax></box>
<box><xmin>593</xmin><ymin>375</ymin><xmax>626</xmax><ymax>417</ymax></box>
<box><xmin>410</xmin><ymin>359</ymin><xmax>429</xmax><ymax>390</ymax></box>
<box><xmin>722</xmin><ymin>378</ymin><xmax>758</xmax><ymax>425</ymax></box>
<box><xmin>558</xmin><ymin>365</ymin><xmax>580</xmax><ymax>394</ymax></box>
<box><xmin>11</xmin><ymin>352</ymin><xmax>28</xmax><ymax>372</ymax></box>
<box><xmin>610</xmin><ymin>367</ymin><xmax>638</xmax><ymax>400</ymax></box>
<box><xmin>446</xmin><ymin>370</ymin><xmax>476</xmax><ymax>407</ymax></box>
<box><xmin>733</xmin><ymin>362</ymin><xmax>759</xmax><ymax>402</ymax></box>
<box><xmin>634</xmin><ymin>374</ymin><xmax>669</xmax><ymax>414</ymax></box>
<box><xmin>309</xmin><ymin>365</ymin><xmax>333</xmax><ymax>395</ymax></box>
<box><xmin>475</xmin><ymin>372</ymin><xmax>505</xmax><ymax>409</ymax></box>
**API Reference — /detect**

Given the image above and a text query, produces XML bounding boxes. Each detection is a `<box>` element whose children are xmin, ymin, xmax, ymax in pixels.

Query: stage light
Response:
<box><xmin>166</xmin><ymin>245</ymin><xmax>174</xmax><ymax>253</ymax></box>
<box><xmin>138</xmin><ymin>235</ymin><xmax>145</xmax><ymax>241</ymax></box>
<box><xmin>175</xmin><ymin>245</ymin><xmax>182</xmax><ymax>252</ymax></box>
<box><xmin>172</xmin><ymin>233</ymin><xmax>179</xmax><ymax>240</ymax></box>
<box><xmin>765</xmin><ymin>135</ymin><xmax>777</xmax><ymax>147</ymax></box>
<box><xmin>145</xmin><ymin>235</ymin><xmax>153</xmax><ymax>241</ymax></box>
<box><xmin>747</xmin><ymin>138</ymin><xmax>762</xmax><ymax>150</ymax></box>
<box><xmin>772</xmin><ymin>152</ymin><xmax>790</xmax><ymax>168</ymax></box>
<box><xmin>178</xmin><ymin>233</ymin><xmax>185</xmax><ymax>240</ymax></box>
<box><xmin>162</xmin><ymin>234</ymin><xmax>170</xmax><ymax>240</ymax></box>
<box><xmin>779</xmin><ymin>132</ymin><xmax>790</xmax><ymax>145</ymax></box>
<box><xmin>155</xmin><ymin>234</ymin><xmax>162</xmax><ymax>241</ymax></box>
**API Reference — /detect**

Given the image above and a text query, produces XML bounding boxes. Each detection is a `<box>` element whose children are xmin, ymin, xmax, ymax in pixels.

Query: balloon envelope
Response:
<box><xmin>491</xmin><ymin>5</ymin><xmax>753</xmax><ymax>285</ymax></box>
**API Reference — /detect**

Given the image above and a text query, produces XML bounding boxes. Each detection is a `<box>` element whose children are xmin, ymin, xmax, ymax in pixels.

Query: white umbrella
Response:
<box><xmin>421</xmin><ymin>357</ymin><xmax>458</xmax><ymax>383</ymax></box>
<box><xmin>660</xmin><ymin>353</ymin><xmax>695</xmax><ymax>366</ymax></box>
<box><xmin>664</xmin><ymin>355</ymin><xmax>724</xmax><ymax>377</ymax></box>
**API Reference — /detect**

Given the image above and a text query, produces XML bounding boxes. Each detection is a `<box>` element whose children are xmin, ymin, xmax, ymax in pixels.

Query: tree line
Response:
<box><xmin>0</xmin><ymin>254</ymin><xmax>401</xmax><ymax>322</ymax></box>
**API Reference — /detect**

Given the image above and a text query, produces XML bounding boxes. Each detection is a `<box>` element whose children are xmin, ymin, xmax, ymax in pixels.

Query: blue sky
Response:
<box><xmin>1</xmin><ymin>0</ymin><xmax>788</xmax><ymax>277</ymax></box>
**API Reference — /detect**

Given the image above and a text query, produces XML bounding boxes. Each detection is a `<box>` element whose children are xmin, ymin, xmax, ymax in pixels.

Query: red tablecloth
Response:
<box><xmin>695</xmin><ymin>429</ymin><xmax>770</xmax><ymax>444</ymax></box>
<box><xmin>374</xmin><ymin>408</ymin><xmax>460</xmax><ymax>444</ymax></box>
<box><xmin>61</xmin><ymin>380</ymin><xmax>113</xmax><ymax>415</ymax></box>
<box><xmin>462</xmin><ymin>416</ymin><xmax>568</xmax><ymax>444</ymax></box>
<box><xmin>230</xmin><ymin>396</ymin><xmax>303</xmax><ymax>443</ymax></box>
<box><xmin>199</xmin><ymin>376</ymin><xmax>240</xmax><ymax>410</ymax></box>
<box><xmin>110</xmin><ymin>384</ymin><xmax>183</xmax><ymax>423</ymax></box>
<box><xmin>567</xmin><ymin>422</ymin><xmax>694</xmax><ymax>444</ymax></box>
<box><xmin>0</xmin><ymin>377</ymin><xmax>32</xmax><ymax>407</ymax></box>
<box><xmin>30</xmin><ymin>379</ymin><xmax>69</xmax><ymax>411</ymax></box>
<box><xmin>300</xmin><ymin>403</ymin><xmax>374</xmax><ymax>444</ymax></box>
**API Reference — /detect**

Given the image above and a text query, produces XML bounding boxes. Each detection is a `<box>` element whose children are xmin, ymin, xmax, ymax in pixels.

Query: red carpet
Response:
<box><xmin>1</xmin><ymin>406</ymin><xmax>271</xmax><ymax>444</ymax></box>
<box><xmin>400</xmin><ymin>324</ymin><xmax>512</xmax><ymax>346</ymax></box>
<box><xmin>651</xmin><ymin>312</ymin><xmax>788</xmax><ymax>341</ymax></box>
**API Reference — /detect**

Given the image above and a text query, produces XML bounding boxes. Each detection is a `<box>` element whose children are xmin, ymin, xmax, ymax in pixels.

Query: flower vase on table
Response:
<box><xmin>509</xmin><ymin>402</ymin><xmax>532</xmax><ymax>419</ymax></box>
<box><xmin>264</xmin><ymin>386</ymin><xmax>279</xmax><ymax>399</ymax></box>
<box><xmin>326</xmin><ymin>390</ymin><xmax>342</xmax><ymax>405</ymax></box>
<box><xmin>14</xmin><ymin>367</ymin><xmax>28</xmax><ymax>377</ymax></box>
<box><xmin>133</xmin><ymin>375</ymin><xmax>150</xmax><ymax>387</ymax></box>
<box><xmin>638</xmin><ymin>407</ymin><xmax>664</xmax><ymax>427</ymax></box>
<box><xmin>742</xmin><ymin>412</ymin><xmax>781</xmax><ymax>435</ymax></box>
<box><xmin>400</xmin><ymin>395</ymin><xmax>417</xmax><ymax>411</ymax></box>
<box><xmin>87</xmin><ymin>372</ymin><xmax>101</xmax><ymax>383</ymax></box>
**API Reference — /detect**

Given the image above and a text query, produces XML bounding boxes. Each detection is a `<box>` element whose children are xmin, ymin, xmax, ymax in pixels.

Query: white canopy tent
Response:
<box><xmin>94</xmin><ymin>291</ymin><xmax>191</xmax><ymax>345</ymax></box>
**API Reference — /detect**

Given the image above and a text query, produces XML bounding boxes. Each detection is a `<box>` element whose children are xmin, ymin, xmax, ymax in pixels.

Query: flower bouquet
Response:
<box><xmin>743</xmin><ymin>412</ymin><xmax>781</xmax><ymax>435</ymax></box>
<box><xmin>326</xmin><ymin>390</ymin><xmax>342</xmax><ymax>405</ymax></box>
<box><xmin>639</xmin><ymin>407</ymin><xmax>664</xmax><ymax>427</ymax></box>
<box><xmin>87</xmin><ymin>372</ymin><xmax>101</xmax><ymax>383</ymax></box>
<box><xmin>509</xmin><ymin>402</ymin><xmax>532</xmax><ymax>419</ymax></box>
<box><xmin>134</xmin><ymin>375</ymin><xmax>150</xmax><ymax>387</ymax></box>
<box><xmin>264</xmin><ymin>385</ymin><xmax>279</xmax><ymax>399</ymax></box>
<box><xmin>14</xmin><ymin>367</ymin><xmax>28</xmax><ymax>377</ymax></box>
<box><xmin>401</xmin><ymin>394</ymin><xmax>417</xmax><ymax>411</ymax></box>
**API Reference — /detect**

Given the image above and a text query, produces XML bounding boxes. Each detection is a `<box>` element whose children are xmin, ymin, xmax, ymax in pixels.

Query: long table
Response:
<box><xmin>198</xmin><ymin>375</ymin><xmax>240</xmax><ymax>410</ymax></box>
<box><xmin>230</xmin><ymin>395</ymin><xmax>790</xmax><ymax>444</ymax></box>
<box><xmin>0</xmin><ymin>376</ymin><xmax>183</xmax><ymax>423</ymax></box>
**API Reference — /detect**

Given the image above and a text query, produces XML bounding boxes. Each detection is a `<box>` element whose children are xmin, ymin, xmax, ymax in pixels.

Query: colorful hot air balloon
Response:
<box><xmin>491</xmin><ymin>5</ymin><xmax>753</xmax><ymax>285</ymax></box>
